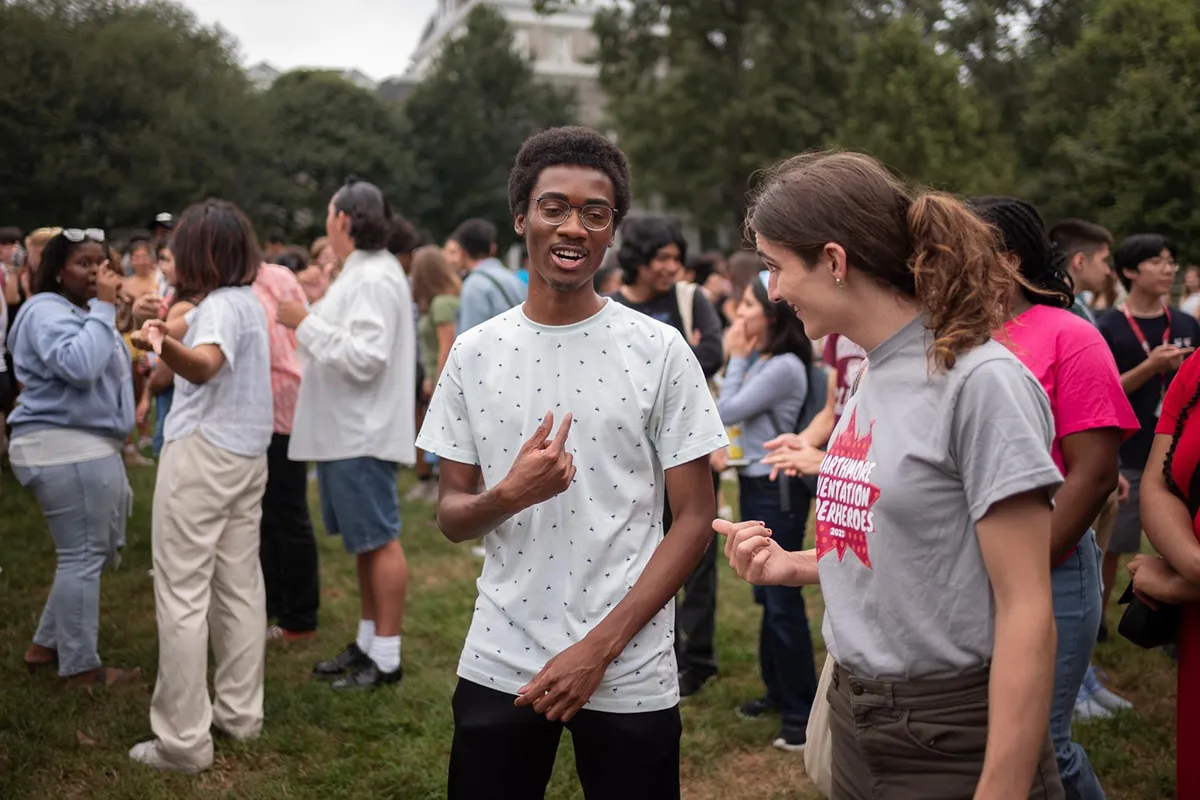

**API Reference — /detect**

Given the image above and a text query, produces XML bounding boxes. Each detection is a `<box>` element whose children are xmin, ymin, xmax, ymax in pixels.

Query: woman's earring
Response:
<box><xmin>835</xmin><ymin>276</ymin><xmax>846</xmax><ymax>288</ymax></box>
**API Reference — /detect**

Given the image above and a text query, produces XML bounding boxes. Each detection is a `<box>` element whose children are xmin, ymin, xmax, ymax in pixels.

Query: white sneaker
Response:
<box><xmin>1085</xmin><ymin>667</ymin><xmax>1133</xmax><ymax>712</ymax></box>
<box><xmin>1073</xmin><ymin>693</ymin><xmax>1112</xmax><ymax>723</ymax></box>
<box><xmin>129</xmin><ymin>740</ymin><xmax>205</xmax><ymax>774</ymax></box>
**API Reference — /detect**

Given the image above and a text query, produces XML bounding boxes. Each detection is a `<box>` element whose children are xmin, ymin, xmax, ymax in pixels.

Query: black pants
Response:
<box><xmin>740</xmin><ymin>473</ymin><xmax>818</xmax><ymax>727</ymax></box>
<box><xmin>260</xmin><ymin>433</ymin><xmax>320</xmax><ymax>632</ymax></box>
<box><xmin>663</xmin><ymin>469</ymin><xmax>720</xmax><ymax>678</ymax></box>
<box><xmin>448</xmin><ymin>679</ymin><xmax>681</xmax><ymax>800</ymax></box>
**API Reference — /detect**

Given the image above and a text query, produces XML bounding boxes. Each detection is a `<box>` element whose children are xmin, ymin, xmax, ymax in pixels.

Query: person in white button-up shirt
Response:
<box><xmin>278</xmin><ymin>179</ymin><xmax>415</xmax><ymax>691</ymax></box>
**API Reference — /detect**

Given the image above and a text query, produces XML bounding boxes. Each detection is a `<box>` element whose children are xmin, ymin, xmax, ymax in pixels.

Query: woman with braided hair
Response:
<box><xmin>1128</xmin><ymin>351</ymin><xmax>1200</xmax><ymax>796</ymax></box>
<box><xmin>971</xmin><ymin>196</ymin><xmax>1138</xmax><ymax>800</ymax></box>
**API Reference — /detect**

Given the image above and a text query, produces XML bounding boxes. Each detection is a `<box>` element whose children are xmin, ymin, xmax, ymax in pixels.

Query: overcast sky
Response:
<box><xmin>178</xmin><ymin>0</ymin><xmax>439</xmax><ymax>80</ymax></box>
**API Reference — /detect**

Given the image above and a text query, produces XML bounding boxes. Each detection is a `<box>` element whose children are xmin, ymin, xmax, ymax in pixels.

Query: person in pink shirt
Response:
<box><xmin>252</xmin><ymin>261</ymin><xmax>319</xmax><ymax>641</ymax></box>
<box><xmin>973</xmin><ymin>197</ymin><xmax>1139</xmax><ymax>800</ymax></box>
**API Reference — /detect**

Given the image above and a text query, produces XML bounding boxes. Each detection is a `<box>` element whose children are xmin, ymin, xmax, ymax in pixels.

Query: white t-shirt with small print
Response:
<box><xmin>417</xmin><ymin>299</ymin><xmax>728</xmax><ymax>713</ymax></box>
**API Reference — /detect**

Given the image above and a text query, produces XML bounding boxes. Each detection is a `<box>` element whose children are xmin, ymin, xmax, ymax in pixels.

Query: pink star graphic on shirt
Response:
<box><xmin>814</xmin><ymin>409</ymin><xmax>880</xmax><ymax>569</ymax></box>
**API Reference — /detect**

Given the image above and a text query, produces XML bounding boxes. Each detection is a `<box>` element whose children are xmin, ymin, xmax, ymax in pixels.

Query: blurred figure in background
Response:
<box><xmin>129</xmin><ymin>200</ymin><xmax>272</xmax><ymax>774</ymax></box>
<box><xmin>9</xmin><ymin>228</ymin><xmax>137</xmax><ymax>686</ymax></box>
<box><xmin>611</xmin><ymin>215</ymin><xmax>725</xmax><ymax>697</ymax></box>
<box><xmin>408</xmin><ymin>244</ymin><xmax>461</xmax><ymax>503</ymax></box>
<box><xmin>286</xmin><ymin>180</ymin><xmax>416</xmax><ymax>691</ymax></box>
<box><xmin>452</xmin><ymin>218</ymin><xmax>525</xmax><ymax>334</ymax></box>
<box><xmin>252</xmin><ymin>258</ymin><xmax>320</xmax><ymax>643</ymax></box>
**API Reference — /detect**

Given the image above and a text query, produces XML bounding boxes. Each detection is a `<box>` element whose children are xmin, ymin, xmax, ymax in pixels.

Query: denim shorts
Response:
<box><xmin>316</xmin><ymin>457</ymin><xmax>401</xmax><ymax>555</ymax></box>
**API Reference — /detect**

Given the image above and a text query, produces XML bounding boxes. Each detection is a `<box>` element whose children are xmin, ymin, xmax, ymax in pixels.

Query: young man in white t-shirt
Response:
<box><xmin>417</xmin><ymin>126</ymin><xmax>728</xmax><ymax>799</ymax></box>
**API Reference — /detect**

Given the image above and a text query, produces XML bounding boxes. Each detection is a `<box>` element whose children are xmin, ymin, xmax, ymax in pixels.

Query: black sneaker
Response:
<box><xmin>736</xmin><ymin>696</ymin><xmax>778</xmax><ymax>720</ymax></box>
<box><xmin>678</xmin><ymin>669</ymin><xmax>716</xmax><ymax>698</ymax></box>
<box><xmin>330</xmin><ymin>661</ymin><xmax>403</xmax><ymax>691</ymax></box>
<box><xmin>311</xmin><ymin>643</ymin><xmax>371</xmax><ymax>680</ymax></box>
<box><xmin>773</xmin><ymin>724</ymin><xmax>806</xmax><ymax>752</ymax></box>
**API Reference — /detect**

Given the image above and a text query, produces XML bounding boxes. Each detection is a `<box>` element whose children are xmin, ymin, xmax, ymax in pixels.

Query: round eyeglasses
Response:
<box><xmin>533</xmin><ymin>196</ymin><xmax>615</xmax><ymax>232</ymax></box>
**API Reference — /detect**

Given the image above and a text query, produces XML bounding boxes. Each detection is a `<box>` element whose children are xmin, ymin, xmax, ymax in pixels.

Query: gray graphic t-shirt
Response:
<box><xmin>818</xmin><ymin>315</ymin><xmax>1062</xmax><ymax>680</ymax></box>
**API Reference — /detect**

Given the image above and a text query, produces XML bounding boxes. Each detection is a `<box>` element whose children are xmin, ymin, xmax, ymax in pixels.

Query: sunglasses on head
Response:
<box><xmin>62</xmin><ymin>228</ymin><xmax>105</xmax><ymax>243</ymax></box>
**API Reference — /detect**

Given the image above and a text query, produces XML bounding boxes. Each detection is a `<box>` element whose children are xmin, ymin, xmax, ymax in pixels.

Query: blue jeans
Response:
<box><xmin>13</xmin><ymin>453</ymin><xmax>130</xmax><ymax>677</ymax></box>
<box><xmin>739</xmin><ymin>474</ymin><xmax>818</xmax><ymax>727</ymax></box>
<box><xmin>1050</xmin><ymin>530</ymin><xmax>1106</xmax><ymax>800</ymax></box>
<box><xmin>153</xmin><ymin>388</ymin><xmax>173</xmax><ymax>458</ymax></box>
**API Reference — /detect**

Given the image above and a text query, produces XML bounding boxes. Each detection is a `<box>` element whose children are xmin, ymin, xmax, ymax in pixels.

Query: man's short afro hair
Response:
<box><xmin>508</xmin><ymin>126</ymin><xmax>632</xmax><ymax>227</ymax></box>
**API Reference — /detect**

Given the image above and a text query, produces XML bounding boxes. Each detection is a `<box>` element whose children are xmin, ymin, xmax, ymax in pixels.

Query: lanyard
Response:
<box><xmin>1120</xmin><ymin>303</ymin><xmax>1172</xmax><ymax>356</ymax></box>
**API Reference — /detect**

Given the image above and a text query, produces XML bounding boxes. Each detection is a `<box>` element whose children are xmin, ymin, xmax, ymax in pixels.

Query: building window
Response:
<box><xmin>548</xmin><ymin>31</ymin><xmax>572</xmax><ymax>63</ymax></box>
<box><xmin>513</xmin><ymin>29</ymin><xmax>530</xmax><ymax>59</ymax></box>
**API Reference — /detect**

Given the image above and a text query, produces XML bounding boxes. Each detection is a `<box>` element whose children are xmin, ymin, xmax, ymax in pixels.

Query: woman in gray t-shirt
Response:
<box><xmin>717</xmin><ymin>152</ymin><xmax>1065</xmax><ymax>799</ymax></box>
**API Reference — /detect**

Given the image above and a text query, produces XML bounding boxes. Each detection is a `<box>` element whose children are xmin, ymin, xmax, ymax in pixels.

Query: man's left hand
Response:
<box><xmin>276</xmin><ymin>300</ymin><xmax>307</xmax><ymax>330</ymax></box>
<box><xmin>514</xmin><ymin>638</ymin><xmax>612</xmax><ymax>722</ymax></box>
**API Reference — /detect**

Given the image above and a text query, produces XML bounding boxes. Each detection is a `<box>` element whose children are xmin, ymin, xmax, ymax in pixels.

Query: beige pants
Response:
<box><xmin>150</xmin><ymin>433</ymin><xmax>268</xmax><ymax>770</ymax></box>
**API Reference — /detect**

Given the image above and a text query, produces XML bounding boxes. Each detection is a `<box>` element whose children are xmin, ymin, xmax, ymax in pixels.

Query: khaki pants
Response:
<box><xmin>828</xmin><ymin>662</ymin><xmax>1064</xmax><ymax>800</ymax></box>
<box><xmin>150</xmin><ymin>434</ymin><xmax>268</xmax><ymax>770</ymax></box>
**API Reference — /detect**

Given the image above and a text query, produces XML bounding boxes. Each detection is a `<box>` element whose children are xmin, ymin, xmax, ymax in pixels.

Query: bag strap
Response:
<box><xmin>675</xmin><ymin>282</ymin><xmax>697</xmax><ymax>342</ymax></box>
<box><xmin>473</xmin><ymin>267</ymin><xmax>520</xmax><ymax>309</ymax></box>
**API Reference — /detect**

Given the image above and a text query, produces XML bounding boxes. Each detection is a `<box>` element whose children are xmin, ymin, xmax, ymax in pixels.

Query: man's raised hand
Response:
<box><xmin>497</xmin><ymin>411</ymin><xmax>576</xmax><ymax>511</ymax></box>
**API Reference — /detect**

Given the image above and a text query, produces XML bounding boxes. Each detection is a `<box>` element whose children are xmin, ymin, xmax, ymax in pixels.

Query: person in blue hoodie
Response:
<box><xmin>8</xmin><ymin>228</ymin><xmax>139</xmax><ymax>686</ymax></box>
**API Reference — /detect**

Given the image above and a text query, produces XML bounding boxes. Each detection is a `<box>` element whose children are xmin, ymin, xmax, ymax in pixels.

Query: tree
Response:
<box><xmin>591</xmin><ymin>0</ymin><xmax>852</xmax><ymax>242</ymax></box>
<box><xmin>833</xmin><ymin>14</ymin><xmax>1017</xmax><ymax>194</ymax></box>
<box><xmin>1022</xmin><ymin>0</ymin><xmax>1200</xmax><ymax>250</ymax></box>
<box><xmin>398</xmin><ymin>3</ymin><xmax>576</xmax><ymax>248</ymax></box>
<box><xmin>261</xmin><ymin>71</ymin><xmax>411</xmax><ymax>241</ymax></box>
<box><xmin>0</xmin><ymin>0</ymin><xmax>271</xmax><ymax>231</ymax></box>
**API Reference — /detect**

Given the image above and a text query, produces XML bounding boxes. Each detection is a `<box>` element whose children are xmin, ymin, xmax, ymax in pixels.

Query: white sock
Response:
<box><xmin>369</xmin><ymin>635</ymin><xmax>401</xmax><ymax>673</ymax></box>
<box><xmin>356</xmin><ymin>620</ymin><xmax>375</xmax><ymax>653</ymax></box>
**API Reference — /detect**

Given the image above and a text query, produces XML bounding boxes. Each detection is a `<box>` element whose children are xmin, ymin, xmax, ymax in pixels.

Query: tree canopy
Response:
<box><xmin>4</xmin><ymin>0</ymin><xmax>1200</xmax><ymax>255</ymax></box>
<box><xmin>397</xmin><ymin>3</ymin><xmax>576</xmax><ymax>249</ymax></box>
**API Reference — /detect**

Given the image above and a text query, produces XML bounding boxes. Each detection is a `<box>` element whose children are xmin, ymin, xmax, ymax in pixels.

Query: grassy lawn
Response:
<box><xmin>0</xmin><ymin>463</ymin><xmax>1175</xmax><ymax>799</ymax></box>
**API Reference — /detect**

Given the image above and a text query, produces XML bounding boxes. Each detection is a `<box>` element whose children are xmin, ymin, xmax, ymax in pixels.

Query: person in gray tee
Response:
<box><xmin>447</xmin><ymin>218</ymin><xmax>526</xmax><ymax>333</ymax></box>
<box><xmin>718</xmin><ymin>151</ymin><xmax>1066</xmax><ymax>799</ymax></box>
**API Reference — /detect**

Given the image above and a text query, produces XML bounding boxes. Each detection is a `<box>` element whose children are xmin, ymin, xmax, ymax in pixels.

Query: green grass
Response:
<box><xmin>0</xmin><ymin>464</ymin><xmax>1175</xmax><ymax>798</ymax></box>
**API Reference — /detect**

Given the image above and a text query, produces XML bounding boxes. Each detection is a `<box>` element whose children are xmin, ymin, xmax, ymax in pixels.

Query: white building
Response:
<box><xmin>245</xmin><ymin>61</ymin><xmax>379</xmax><ymax>94</ymax></box>
<box><xmin>405</xmin><ymin>0</ymin><xmax>607</xmax><ymax>125</ymax></box>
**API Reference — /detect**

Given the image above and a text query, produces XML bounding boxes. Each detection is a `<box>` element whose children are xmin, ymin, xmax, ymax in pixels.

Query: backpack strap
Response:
<box><xmin>675</xmin><ymin>282</ymin><xmax>697</xmax><ymax>342</ymax></box>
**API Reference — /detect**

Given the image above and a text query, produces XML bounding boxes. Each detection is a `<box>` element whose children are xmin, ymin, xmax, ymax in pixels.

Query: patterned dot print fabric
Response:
<box><xmin>417</xmin><ymin>299</ymin><xmax>728</xmax><ymax>712</ymax></box>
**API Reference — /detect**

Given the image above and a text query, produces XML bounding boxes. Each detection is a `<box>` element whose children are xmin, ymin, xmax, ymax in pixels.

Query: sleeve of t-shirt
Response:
<box><xmin>1158</xmin><ymin>351</ymin><xmax>1200</xmax><ymax>434</ymax></box>
<box><xmin>414</xmin><ymin>340</ymin><xmax>478</xmax><ymax>465</ymax></box>
<box><xmin>431</xmin><ymin>294</ymin><xmax>459</xmax><ymax>327</ymax></box>
<box><xmin>1054</xmin><ymin>336</ymin><xmax>1140</xmax><ymax>440</ymax></box>
<box><xmin>717</xmin><ymin>354</ymin><xmax>808</xmax><ymax>427</ymax></box>
<box><xmin>951</xmin><ymin>358</ymin><xmax>1064</xmax><ymax>523</ymax></box>
<box><xmin>188</xmin><ymin>294</ymin><xmax>238</xmax><ymax>369</ymax></box>
<box><xmin>651</xmin><ymin>331</ymin><xmax>730</xmax><ymax>469</ymax></box>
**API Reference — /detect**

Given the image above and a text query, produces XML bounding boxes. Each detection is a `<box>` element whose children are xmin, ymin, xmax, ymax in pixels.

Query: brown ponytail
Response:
<box><xmin>747</xmin><ymin>151</ymin><xmax>1019</xmax><ymax>372</ymax></box>
<box><xmin>907</xmin><ymin>193</ymin><xmax>1018</xmax><ymax>371</ymax></box>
